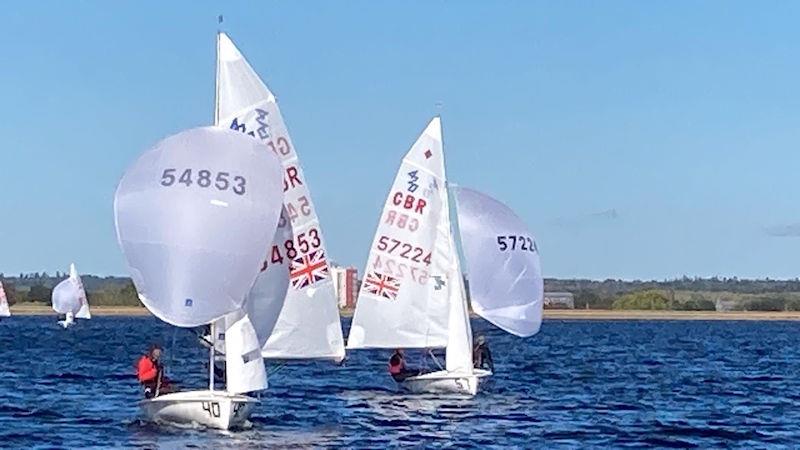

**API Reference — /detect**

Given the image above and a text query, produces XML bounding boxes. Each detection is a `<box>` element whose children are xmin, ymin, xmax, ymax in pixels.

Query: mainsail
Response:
<box><xmin>0</xmin><ymin>282</ymin><xmax>10</xmax><ymax>317</ymax></box>
<box><xmin>114</xmin><ymin>127</ymin><xmax>285</xmax><ymax>328</ymax></box>
<box><xmin>348</xmin><ymin>117</ymin><xmax>451</xmax><ymax>350</ymax></box>
<box><xmin>215</xmin><ymin>32</ymin><xmax>345</xmax><ymax>360</ymax></box>
<box><xmin>454</xmin><ymin>187</ymin><xmax>544</xmax><ymax>337</ymax></box>
<box><xmin>52</xmin><ymin>263</ymin><xmax>89</xmax><ymax>318</ymax></box>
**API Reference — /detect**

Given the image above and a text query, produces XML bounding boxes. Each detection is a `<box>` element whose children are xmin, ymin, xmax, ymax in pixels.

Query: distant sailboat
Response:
<box><xmin>214</xmin><ymin>32</ymin><xmax>345</xmax><ymax>361</ymax></box>
<box><xmin>347</xmin><ymin>117</ymin><xmax>543</xmax><ymax>395</ymax></box>
<box><xmin>51</xmin><ymin>263</ymin><xmax>90</xmax><ymax>328</ymax></box>
<box><xmin>0</xmin><ymin>281</ymin><xmax>10</xmax><ymax>318</ymax></box>
<box><xmin>114</xmin><ymin>127</ymin><xmax>287</xmax><ymax>429</ymax></box>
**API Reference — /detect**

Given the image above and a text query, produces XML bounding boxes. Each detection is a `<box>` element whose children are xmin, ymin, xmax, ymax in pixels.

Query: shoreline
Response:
<box><xmin>9</xmin><ymin>304</ymin><xmax>800</xmax><ymax>320</ymax></box>
<box><xmin>542</xmin><ymin>310</ymin><xmax>800</xmax><ymax>321</ymax></box>
<box><xmin>10</xmin><ymin>304</ymin><xmax>151</xmax><ymax>316</ymax></box>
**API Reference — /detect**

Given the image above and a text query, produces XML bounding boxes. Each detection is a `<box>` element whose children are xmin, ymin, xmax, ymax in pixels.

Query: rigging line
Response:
<box><xmin>268</xmin><ymin>362</ymin><xmax>287</xmax><ymax>377</ymax></box>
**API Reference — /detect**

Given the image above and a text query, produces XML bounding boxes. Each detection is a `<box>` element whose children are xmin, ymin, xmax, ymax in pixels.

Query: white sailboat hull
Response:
<box><xmin>140</xmin><ymin>390</ymin><xmax>258</xmax><ymax>430</ymax></box>
<box><xmin>398</xmin><ymin>369</ymin><xmax>492</xmax><ymax>396</ymax></box>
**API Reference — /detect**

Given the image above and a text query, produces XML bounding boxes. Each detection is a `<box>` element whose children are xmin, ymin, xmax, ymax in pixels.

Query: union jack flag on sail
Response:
<box><xmin>290</xmin><ymin>249</ymin><xmax>329</xmax><ymax>290</ymax></box>
<box><xmin>364</xmin><ymin>272</ymin><xmax>400</xmax><ymax>300</ymax></box>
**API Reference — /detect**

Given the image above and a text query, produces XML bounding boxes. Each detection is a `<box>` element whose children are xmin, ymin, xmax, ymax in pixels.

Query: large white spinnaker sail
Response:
<box><xmin>0</xmin><ymin>282</ymin><xmax>10</xmax><ymax>317</ymax></box>
<box><xmin>216</xmin><ymin>32</ymin><xmax>345</xmax><ymax>360</ymax></box>
<box><xmin>114</xmin><ymin>127</ymin><xmax>285</xmax><ymax>328</ymax></box>
<box><xmin>348</xmin><ymin>117</ymin><xmax>451</xmax><ymax>350</ymax></box>
<box><xmin>52</xmin><ymin>263</ymin><xmax>89</xmax><ymax>319</ymax></box>
<box><xmin>454</xmin><ymin>187</ymin><xmax>544</xmax><ymax>337</ymax></box>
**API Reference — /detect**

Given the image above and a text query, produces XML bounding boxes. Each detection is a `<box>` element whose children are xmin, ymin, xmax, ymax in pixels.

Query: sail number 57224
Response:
<box><xmin>497</xmin><ymin>235</ymin><xmax>538</xmax><ymax>253</ymax></box>
<box><xmin>160</xmin><ymin>168</ymin><xmax>246</xmax><ymax>195</ymax></box>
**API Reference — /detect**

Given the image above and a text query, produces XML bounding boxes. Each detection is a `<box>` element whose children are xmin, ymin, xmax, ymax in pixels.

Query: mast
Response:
<box><xmin>209</xmin><ymin>321</ymin><xmax>216</xmax><ymax>391</ymax></box>
<box><xmin>214</xmin><ymin>16</ymin><xmax>222</xmax><ymax>126</ymax></box>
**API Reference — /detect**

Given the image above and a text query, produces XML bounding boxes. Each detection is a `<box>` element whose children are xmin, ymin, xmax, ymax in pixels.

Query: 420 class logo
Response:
<box><xmin>229</xmin><ymin>108</ymin><xmax>270</xmax><ymax>141</ymax></box>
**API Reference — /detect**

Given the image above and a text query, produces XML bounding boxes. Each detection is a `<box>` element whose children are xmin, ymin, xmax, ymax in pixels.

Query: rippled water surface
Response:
<box><xmin>3</xmin><ymin>317</ymin><xmax>800</xmax><ymax>448</ymax></box>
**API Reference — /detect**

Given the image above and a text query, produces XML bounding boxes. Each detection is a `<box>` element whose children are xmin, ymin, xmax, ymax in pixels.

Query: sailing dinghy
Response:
<box><xmin>347</xmin><ymin>117</ymin><xmax>543</xmax><ymax>396</ymax></box>
<box><xmin>214</xmin><ymin>32</ymin><xmax>346</xmax><ymax>362</ymax></box>
<box><xmin>114</xmin><ymin>127</ymin><xmax>286</xmax><ymax>429</ymax></box>
<box><xmin>51</xmin><ymin>263</ymin><xmax>90</xmax><ymax>328</ymax></box>
<box><xmin>0</xmin><ymin>281</ymin><xmax>10</xmax><ymax>318</ymax></box>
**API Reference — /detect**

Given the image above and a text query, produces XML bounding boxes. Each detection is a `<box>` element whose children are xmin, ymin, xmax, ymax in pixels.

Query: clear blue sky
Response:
<box><xmin>3</xmin><ymin>1</ymin><xmax>800</xmax><ymax>280</ymax></box>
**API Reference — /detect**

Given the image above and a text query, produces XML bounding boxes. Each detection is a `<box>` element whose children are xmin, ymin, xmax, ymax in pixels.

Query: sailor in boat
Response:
<box><xmin>136</xmin><ymin>344</ymin><xmax>173</xmax><ymax>398</ymax></box>
<box><xmin>195</xmin><ymin>325</ymin><xmax>226</xmax><ymax>382</ymax></box>
<box><xmin>472</xmin><ymin>335</ymin><xmax>494</xmax><ymax>372</ymax></box>
<box><xmin>388</xmin><ymin>348</ymin><xmax>426</xmax><ymax>382</ymax></box>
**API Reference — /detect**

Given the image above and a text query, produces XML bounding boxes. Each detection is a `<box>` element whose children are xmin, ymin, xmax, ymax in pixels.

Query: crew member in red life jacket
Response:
<box><xmin>137</xmin><ymin>344</ymin><xmax>172</xmax><ymax>398</ymax></box>
<box><xmin>388</xmin><ymin>348</ymin><xmax>421</xmax><ymax>382</ymax></box>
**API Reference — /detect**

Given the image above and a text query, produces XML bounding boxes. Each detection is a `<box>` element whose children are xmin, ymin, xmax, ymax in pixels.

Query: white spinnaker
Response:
<box><xmin>0</xmin><ymin>282</ymin><xmax>10</xmax><ymax>317</ymax></box>
<box><xmin>216</xmin><ymin>32</ymin><xmax>345</xmax><ymax>359</ymax></box>
<box><xmin>52</xmin><ymin>264</ymin><xmax>88</xmax><ymax>317</ymax></box>
<box><xmin>114</xmin><ymin>127</ymin><xmax>285</xmax><ymax>328</ymax></box>
<box><xmin>225</xmin><ymin>315</ymin><xmax>268</xmax><ymax>394</ymax></box>
<box><xmin>69</xmin><ymin>264</ymin><xmax>91</xmax><ymax>319</ymax></box>
<box><xmin>348</xmin><ymin>117</ymin><xmax>450</xmax><ymax>349</ymax></box>
<box><xmin>454</xmin><ymin>187</ymin><xmax>544</xmax><ymax>337</ymax></box>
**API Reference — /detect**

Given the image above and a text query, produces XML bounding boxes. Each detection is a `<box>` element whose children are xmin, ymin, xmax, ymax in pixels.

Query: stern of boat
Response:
<box><xmin>140</xmin><ymin>390</ymin><xmax>258</xmax><ymax>430</ymax></box>
<box><xmin>398</xmin><ymin>369</ymin><xmax>492</xmax><ymax>396</ymax></box>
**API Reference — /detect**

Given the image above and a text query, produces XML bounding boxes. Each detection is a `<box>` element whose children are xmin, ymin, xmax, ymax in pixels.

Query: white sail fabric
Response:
<box><xmin>214</xmin><ymin>213</ymin><xmax>292</xmax><ymax>355</ymax></box>
<box><xmin>52</xmin><ymin>264</ymin><xmax>88</xmax><ymax>318</ymax></box>
<box><xmin>225</xmin><ymin>315</ymin><xmax>268</xmax><ymax>394</ymax></box>
<box><xmin>443</xmin><ymin>188</ymin><xmax>473</xmax><ymax>373</ymax></box>
<box><xmin>348</xmin><ymin>117</ymin><xmax>450</xmax><ymax>349</ymax></box>
<box><xmin>216</xmin><ymin>32</ymin><xmax>345</xmax><ymax>360</ymax></box>
<box><xmin>114</xmin><ymin>126</ymin><xmax>285</xmax><ymax>328</ymax></box>
<box><xmin>454</xmin><ymin>187</ymin><xmax>544</xmax><ymax>337</ymax></box>
<box><xmin>0</xmin><ymin>282</ymin><xmax>10</xmax><ymax>317</ymax></box>
<box><xmin>70</xmin><ymin>264</ymin><xmax>91</xmax><ymax>319</ymax></box>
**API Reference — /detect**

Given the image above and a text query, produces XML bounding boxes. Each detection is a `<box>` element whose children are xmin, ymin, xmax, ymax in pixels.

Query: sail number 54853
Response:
<box><xmin>160</xmin><ymin>168</ymin><xmax>246</xmax><ymax>195</ymax></box>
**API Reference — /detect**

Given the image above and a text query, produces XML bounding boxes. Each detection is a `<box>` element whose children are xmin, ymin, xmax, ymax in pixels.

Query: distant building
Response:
<box><xmin>330</xmin><ymin>265</ymin><xmax>358</xmax><ymax>309</ymax></box>
<box><xmin>544</xmin><ymin>292</ymin><xmax>575</xmax><ymax>309</ymax></box>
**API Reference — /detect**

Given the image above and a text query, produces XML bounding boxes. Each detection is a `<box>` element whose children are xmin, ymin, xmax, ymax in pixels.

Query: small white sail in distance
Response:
<box><xmin>0</xmin><ymin>281</ymin><xmax>10</xmax><ymax>317</ymax></box>
<box><xmin>51</xmin><ymin>263</ymin><xmax>90</xmax><ymax>321</ymax></box>
<box><xmin>71</xmin><ymin>264</ymin><xmax>91</xmax><ymax>319</ymax></box>
<box><xmin>348</xmin><ymin>117</ymin><xmax>452</xmax><ymax>350</ymax></box>
<box><xmin>215</xmin><ymin>32</ymin><xmax>345</xmax><ymax>360</ymax></box>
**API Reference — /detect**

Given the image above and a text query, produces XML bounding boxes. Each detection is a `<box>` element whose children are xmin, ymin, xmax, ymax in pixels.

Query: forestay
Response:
<box><xmin>51</xmin><ymin>263</ymin><xmax>89</xmax><ymax>317</ymax></box>
<box><xmin>348</xmin><ymin>117</ymin><xmax>450</xmax><ymax>349</ymax></box>
<box><xmin>216</xmin><ymin>32</ymin><xmax>345</xmax><ymax>359</ymax></box>
<box><xmin>114</xmin><ymin>127</ymin><xmax>284</xmax><ymax>328</ymax></box>
<box><xmin>0</xmin><ymin>282</ymin><xmax>10</xmax><ymax>317</ymax></box>
<box><xmin>454</xmin><ymin>187</ymin><xmax>544</xmax><ymax>337</ymax></box>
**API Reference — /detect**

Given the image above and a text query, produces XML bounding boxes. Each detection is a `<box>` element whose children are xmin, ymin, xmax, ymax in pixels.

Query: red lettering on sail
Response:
<box><xmin>391</xmin><ymin>192</ymin><xmax>426</xmax><ymax>214</ymax></box>
<box><xmin>283</xmin><ymin>166</ymin><xmax>303</xmax><ymax>192</ymax></box>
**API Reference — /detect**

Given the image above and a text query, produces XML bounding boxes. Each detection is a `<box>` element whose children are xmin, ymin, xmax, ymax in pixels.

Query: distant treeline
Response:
<box><xmin>4</xmin><ymin>273</ymin><xmax>800</xmax><ymax>311</ymax></box>
<box><xmin>546</xmin><ymin>277</ymin><xmax>800</xmax><ymax>311</ymax></box>
<box><xmin>2</xmin><ymin>273</ymin><xmax>138</xmax><ymax>307</ymax></box>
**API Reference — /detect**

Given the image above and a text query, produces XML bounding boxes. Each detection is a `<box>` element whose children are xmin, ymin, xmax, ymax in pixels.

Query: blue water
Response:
<box><xmin>3</xmin><ymin>317</ymin><xmax>800</xmax><ymax>448</ymax></box>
